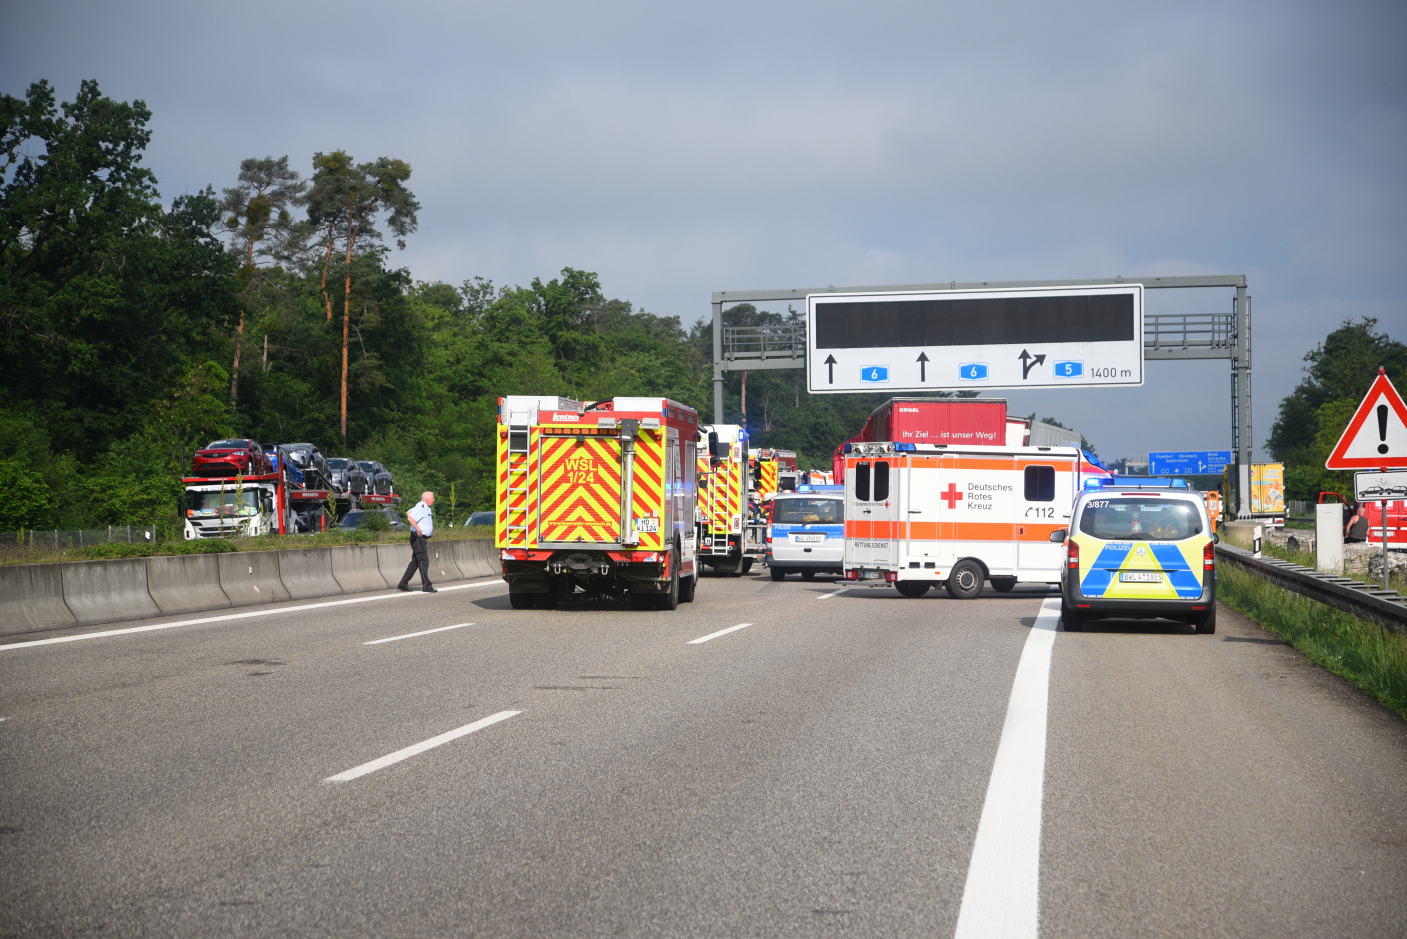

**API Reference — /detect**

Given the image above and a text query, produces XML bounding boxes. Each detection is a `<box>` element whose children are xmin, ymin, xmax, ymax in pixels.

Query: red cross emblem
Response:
<box><xmin>941</xmin><ymin>482</ymin><xmax>963</xmax><ymax>509</ymax></box>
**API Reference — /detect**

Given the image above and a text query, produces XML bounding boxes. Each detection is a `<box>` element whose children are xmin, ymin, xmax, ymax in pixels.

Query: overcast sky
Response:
<box><xmin>4</xmin><ymin>0</ymin><xmax>1405</xmax><ymax>461</ymax></box>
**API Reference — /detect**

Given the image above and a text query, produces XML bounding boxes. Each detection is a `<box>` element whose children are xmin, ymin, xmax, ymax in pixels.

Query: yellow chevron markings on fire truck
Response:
<box><xmin>538</xmin><ymin>435</ymin><xmax>622</xmax><ymax>544</ymax></box>
<box><xmin>495</xmin><ymin>427</ymin><xmax>536</xmax><ymax>548</ymax></box>
<box><xmin>630</xmin><ymin>429</ymin><xmax>665</xmax><ymax>550</ymax></box>
<box><xmin>758</xmin><ymin>460</ymin><xmax>777</xmax><ymax>498</ymax></box>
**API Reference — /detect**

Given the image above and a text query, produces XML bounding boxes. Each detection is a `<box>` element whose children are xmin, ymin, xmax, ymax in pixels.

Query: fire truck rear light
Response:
<box><xmin>500</xmin><ymin>549</ymin><xmax>527</xmax><ymax>561</ymax></box>
<box><xmin>1203</xmin><ymin>542</ymin><xmax>1215</xmax><ymax>571</ymax></box>
<box><xmin>845</xmin><ymin>569</ymin><xmax>859</xmax><ymax>580</ymax></box>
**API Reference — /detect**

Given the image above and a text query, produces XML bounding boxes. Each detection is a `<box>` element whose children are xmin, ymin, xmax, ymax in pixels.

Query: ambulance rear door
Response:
<box><xmin>848</xmin><ymin>455</ymin><xmax>899</xmax><ymax>568</ymax></box>
<box><xmin>1016</xmin><ymin>455</ymin><xmax>1075</xmax><ymax>579</ymax></box>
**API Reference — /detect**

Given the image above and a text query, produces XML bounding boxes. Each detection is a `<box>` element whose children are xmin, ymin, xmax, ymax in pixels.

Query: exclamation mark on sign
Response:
<box><xmin>1378</xmin><ymin>404</ymin><xmax>1389</xmax><ymax>455</ymax></box>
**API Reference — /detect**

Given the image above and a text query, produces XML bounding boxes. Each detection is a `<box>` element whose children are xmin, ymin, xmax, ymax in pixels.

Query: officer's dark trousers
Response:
<box><xmin>399</xmin><ymin>534</ymin><xmax>431</xmax><ymax>589</ymax></box>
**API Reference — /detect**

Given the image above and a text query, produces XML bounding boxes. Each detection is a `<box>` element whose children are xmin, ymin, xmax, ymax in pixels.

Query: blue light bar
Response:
<box><xmin>843</xmin><ymin>442</ymin><xmax>853</xmax><ymax>453</ymax></box>
<box><xmin>894</xmin><ymin>442</ymin><xmax>916</xmax><ymax>451</ymax></box>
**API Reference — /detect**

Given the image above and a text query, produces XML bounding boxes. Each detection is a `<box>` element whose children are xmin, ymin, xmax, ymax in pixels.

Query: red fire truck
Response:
<box><xmin>496</xmin><ymin>395</ymin><xmax>700</xmax><ymax>609</ymax></box>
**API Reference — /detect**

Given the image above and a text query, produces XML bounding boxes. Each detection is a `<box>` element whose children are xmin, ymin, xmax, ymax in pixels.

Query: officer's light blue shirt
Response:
<box><xmin>408</xmin><ymin>501</ymin><xmax>434</xmax><ymax>537</ymax></box>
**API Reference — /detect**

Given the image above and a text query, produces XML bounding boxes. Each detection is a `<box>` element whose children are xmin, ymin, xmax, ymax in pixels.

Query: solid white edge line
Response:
<box><xmin>324</xmin><ymin>710</ymin><xmax>522</xmax><ymax>783</ymax></box>
<box><xmin>364</xmin><ymin>622</ymin><xmax>474</xmax><ymax>645</ymax></box>
<box><xmin>817</xmin><ymin>588</ymin><xmax>848</xmax><ymax>600</ymax></box>
<box><xmin>687</xmin><ymin>622</ymin><xmax>753</xmax><ymax>644</ymax></box>
<box><xmin>0</xmin><ymin>579</ymin><xmax>507</xmax><ymax>652</ymax></box>
<box><xmin>953</xmin><ymin>597</ymin><xmax>1061</xmax><ymax>939</ymax></box>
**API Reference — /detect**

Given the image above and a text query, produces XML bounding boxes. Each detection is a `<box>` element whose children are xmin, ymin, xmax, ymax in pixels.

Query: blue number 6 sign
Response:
<box><xmin>959</xmin><ymin>363</ymin><xmax>989</xmax><ymax>381</ymax></box>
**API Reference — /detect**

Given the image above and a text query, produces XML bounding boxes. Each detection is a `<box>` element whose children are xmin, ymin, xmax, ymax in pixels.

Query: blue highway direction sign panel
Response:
<box><xmin>1149</xmin><ymin>450</ymin><xmax>1232</xmax><ymax>475</ymax></box>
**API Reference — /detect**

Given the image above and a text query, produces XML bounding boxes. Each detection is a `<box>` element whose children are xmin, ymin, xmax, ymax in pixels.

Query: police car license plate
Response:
<box><xmin>1119</xmin><ymin>571</ymin><xmax>1162</xmax><ymax>583</ymax></box>
<box><xmin>793</xmin><ymin>534</ymin><xmax>824</xmax><ymax>543</ymax></box>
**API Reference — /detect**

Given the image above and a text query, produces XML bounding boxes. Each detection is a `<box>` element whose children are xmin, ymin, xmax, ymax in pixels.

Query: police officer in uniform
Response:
<box><xmin>398</xmin><ymin>491</ymin><xmax>438</xmax><ymax>592</ymax></box>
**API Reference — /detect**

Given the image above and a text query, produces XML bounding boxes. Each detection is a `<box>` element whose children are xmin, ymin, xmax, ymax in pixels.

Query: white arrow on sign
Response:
<box><xmin>1354</xmin><ymin>470</ymin><xmax>1407</xmax><ymax>502</ymax></box>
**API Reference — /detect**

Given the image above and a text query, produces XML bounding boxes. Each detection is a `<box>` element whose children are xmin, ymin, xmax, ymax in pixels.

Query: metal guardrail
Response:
<box><xmin>0</xmin><ymin>527</ymin><xmax>158</xmax><ymax>550</ymax></box>
<box><xmin>1215</xmin><ymin>542</ymin><xmax>1407</xmax><ymax>634</ymax></box>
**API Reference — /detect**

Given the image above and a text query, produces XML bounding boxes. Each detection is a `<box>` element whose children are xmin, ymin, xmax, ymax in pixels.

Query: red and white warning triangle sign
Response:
<box><xmin>1326</xmin><ymin>369</ymin><xmax>1407</xmax><ymax>470</ymax></box>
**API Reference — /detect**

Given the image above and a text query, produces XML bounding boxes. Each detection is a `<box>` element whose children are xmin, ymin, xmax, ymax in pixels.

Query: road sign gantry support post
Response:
<box><xmin>710</xmin><ymin>274</ymin><xmax>1255</xmax><ymax>517</ymax></box>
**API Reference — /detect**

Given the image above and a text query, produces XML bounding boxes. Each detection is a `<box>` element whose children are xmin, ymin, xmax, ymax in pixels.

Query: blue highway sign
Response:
<box><xmin>1148</xmin><ymin>450</ymin><xmax>1233</xmax><ymax>475</ymax></box>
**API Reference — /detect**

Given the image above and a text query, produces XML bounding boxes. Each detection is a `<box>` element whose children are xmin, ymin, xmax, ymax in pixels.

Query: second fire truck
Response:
<box><xmin>696</xmin><ymin>423</ymin><xmax>766</xmax><ymax>575</ymax></box>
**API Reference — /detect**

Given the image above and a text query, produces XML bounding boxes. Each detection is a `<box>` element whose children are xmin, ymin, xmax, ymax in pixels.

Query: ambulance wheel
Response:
<box><xmin>895</xmin><ymin>581</ymin><xmax>930</xmax><ymax>598</ymax></box>
<box><xmin>680</xmin><ymin>570</ymin><xmax>697</xmax><ymax>603</ymax></box>
<box><xmin>945</xmin><ymin>560</ymin><xmax>984</xmax><ymax>599</ymax></box>
<box><xmin>771</xmin><ymin>567</ymin><xmax>786</xmax><ymax>581</ymax></box>
<box><xmin>801</xmin><ymin>571</ymin><xmax>816</xmax><ymax>581</ymax></box>
<box><xmin>1061</xmin><ymin>601</ymin><xmax>1084</xmax><ymax>631</ymax></box>
<box><xmin>509</xmin><ymin>590</ymin><xmax>534</xmax><ymax>610</ymax></box>
<box><xmin>990</xmin><ymin>577</ymin><xmax>1017</xmax><ymax>592</ymax></box>
<box><xmin>655</xmin><ymin>551</ymin><xmax>681</xmax><ymax>610</ymax></box>
<box><xmin>1194</xmin><ymin>606</ymin><xmax>1217</xmax><ymax>634</ymax></box>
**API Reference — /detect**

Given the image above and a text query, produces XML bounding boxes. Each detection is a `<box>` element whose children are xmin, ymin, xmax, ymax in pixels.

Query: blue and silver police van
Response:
<box><xmin>767</xmin><ymin>487</ymin><xmax>845</xmax><ymax>580</ymax></box>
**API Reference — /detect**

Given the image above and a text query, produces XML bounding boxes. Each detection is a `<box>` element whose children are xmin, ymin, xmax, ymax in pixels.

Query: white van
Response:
<box><xmin>767</xmin><ymin>491</ymin><xmax>845</xmax><ymax>580</ymax></box>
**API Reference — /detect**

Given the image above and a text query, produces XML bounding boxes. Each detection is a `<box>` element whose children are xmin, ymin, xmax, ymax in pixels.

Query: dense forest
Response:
<box><xmin>1</xmin><ymin>81</ymin><xmax>1400</xmax><ymax>530</ymax></box>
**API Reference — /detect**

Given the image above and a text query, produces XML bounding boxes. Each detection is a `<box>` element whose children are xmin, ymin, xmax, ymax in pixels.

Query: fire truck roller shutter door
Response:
<box><xmin>538</xmin><ymin>434</ymin><xmax>624</xmax><ymax>544</ymax></box>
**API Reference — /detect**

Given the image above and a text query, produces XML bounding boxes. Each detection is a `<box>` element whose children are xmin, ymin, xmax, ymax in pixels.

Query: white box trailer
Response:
<box><xmin>841</xmin><ymin>441</ymin><xmax>1095</xmax><ymax>597</ymax></box>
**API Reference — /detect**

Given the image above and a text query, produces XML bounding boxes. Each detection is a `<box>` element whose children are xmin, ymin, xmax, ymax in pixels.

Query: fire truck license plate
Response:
<box><xmin>793</xmin><ymin>534</ymin><xmax>824</xmax><ymax>543</ymax></box>
<box><xmin>1119</xmin><ymin>571</ymin><xmax>1162</xmax><ymax>583</ymax></box>
<box><xmin>634</xmin><ymin>517</ymin><xmax>659</xmax><ymax>533</ymax></box>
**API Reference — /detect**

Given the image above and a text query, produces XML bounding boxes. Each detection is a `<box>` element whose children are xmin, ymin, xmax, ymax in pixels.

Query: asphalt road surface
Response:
<box><xmin>2</xmin><ymin>567</ymin><xmax>1405</xmax><ymax>938</ymax></box>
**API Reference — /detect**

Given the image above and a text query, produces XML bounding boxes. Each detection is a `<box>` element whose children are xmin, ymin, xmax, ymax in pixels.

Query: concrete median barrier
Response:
<box><xmin>0</xmin><ymin>563</ymin><xmax>77</xmax><ymax>637</ymax></box>
<box><xmin>428</xmin><ymin>542</ymin><xmax>466</xmax><ymax>583</ymax></box>
<box><xmin>330</xmin><ymin>545</ymin><xmax>392</xmax><ymax>593</ymax></box>
<box><xmin>146</xmin><ymin>555</ymin><xmax>231</xmax><ymax>616</ymax></box>
<box><xmin>218</xmin><ymin>551</ymin><xmax>291</xmax><ymax>607</ymax></box>
<box><xmin>61</xmin><ymin>558</ymin><xmax>161</xmax><ymax>627</ymax></box>
<box><xmin>278</xmin><ymin>547</ymin><xmax>343</xmax><ymax>600</ymax></box>
<box><xmin>452</xmin><ymin>538</ymin><xmax>500</xmax><ymax>579</ymax></box>
<box><xmin>376</xmin><ymin>542</ymin><xmax>418</xmax><ymax>588</ymax></box>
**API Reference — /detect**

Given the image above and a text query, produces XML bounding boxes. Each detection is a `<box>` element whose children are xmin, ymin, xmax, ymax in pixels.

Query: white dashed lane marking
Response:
<box><xmin>324</xmin><ymin>710</ymin><xmax>522</xmax><ymax>783</ymax></box>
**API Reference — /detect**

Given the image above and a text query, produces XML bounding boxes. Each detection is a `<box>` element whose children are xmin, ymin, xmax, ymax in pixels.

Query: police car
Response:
<box><xmin>767</xmin><ymin>489</ymin><xmax>845</xmax><ymax>580</ymax></box>
<box><xmin>1055</xmin><ymin>478</ymin><xmax>1218</xmax><ymax>633</ymax></box>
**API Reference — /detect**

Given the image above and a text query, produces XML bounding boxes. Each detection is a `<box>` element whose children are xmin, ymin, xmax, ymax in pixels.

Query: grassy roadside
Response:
<box><xmin>0</xmin><ymin>525</ymin><xmax>492</xmax><ymax>566</ymax></box>
<box><xmin>1217</xmin><ymin>540</ymin><xmax>1407</xmax><ymax>721</ymax></box>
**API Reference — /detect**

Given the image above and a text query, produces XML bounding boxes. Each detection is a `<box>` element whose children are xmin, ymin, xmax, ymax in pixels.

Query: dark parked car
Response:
<box><xmin>282</xmin><ymin>444</ymin><xmax>332</xmax><ymax>491</ymax></box>
<box><xmin>338</xmin><ymin>508</ymin><xmax>405</xmax><ymax>532</ymax></box>
<box><xmin>191</xmin><ymin>439</ymin><xmax>274</xmax><ymax>478</ymax></box>
<box><xmin>357</xmin><ymin>460</ymin><xmax>394</xmax><ymax>495</ymax></box>
<box><xmin>464</xmin><ymin>511</ymin><xmax>495</xmax><ymax>528</ymax></box>
<box><xmin>327</xmin><ymin>458</ymin><xmax>368</xmax><ymax>495</ymax></box>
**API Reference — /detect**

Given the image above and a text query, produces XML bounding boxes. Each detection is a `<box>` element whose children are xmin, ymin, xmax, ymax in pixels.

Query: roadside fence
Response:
<box><xmin>1</xmin><ymin>527</ymin><xmax>159</xmax><ymax>551</ymax></box>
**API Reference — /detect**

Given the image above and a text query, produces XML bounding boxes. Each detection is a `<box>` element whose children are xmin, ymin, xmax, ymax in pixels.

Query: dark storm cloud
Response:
<box><xmin>4</xmin><ymin>0</ymin><xmax>1405</xmax><ymax>458</ymax></box>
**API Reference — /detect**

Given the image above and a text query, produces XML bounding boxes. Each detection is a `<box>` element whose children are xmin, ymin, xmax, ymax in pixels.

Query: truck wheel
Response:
<box><xmin>535</xmin><ymin>591</ymin><xmax>559</xmax><ymax>610</ymax></box>
<box><xmin>801</xmin><ymin>571</ymin><xmax>816</xmax><ymax>581</ymax></box>
<box><xmin>771</xmin><ymin>568</ymin><xmax>786</xmax><ymax>581</ymax></box>
<box><xmin>629</xmin><ymin>593</ymin><xmax>654</xmax><ymax>610</ymax></box>
<box><xmin>1062</xmin><ymin>601</ymin><xmax>1084</xmax><ymax>631</ymax></box>
<box><xmin>679</xmin><ymin>569</ymin><xmax>697</xmax><ymax>603</ymax></box>
<box><xmin>655</xmin><ymin>550</ymin><xmax>681</xmax><ymax>610</ymax></box>
<box><xmin>509</xmin><ymin>591</ymin><xmax>534</xmax><ymax>610</ymax></box>
<box><xmin>945</xmin><ymin>560</ymin><xmax>984</xmax><ymax>600</ymax></box>
<box><xmin>741</xmin><ymin>558</ymin><xmax>754</xmax><ymax>574</ymax></box>
<box><xmin>990</xmin><ymin>577</ymin><xmax>1017</xmax><ymax>592</ymax></box>
<box><xmin>1194</xmin><ymin>606</ymin><xmax>1217</xmax><ymax>634</ymax></box>
<box><xmin>895</xmin><ymin>581</ymin><xmax>930</xmax><ymax>598</ymax></box>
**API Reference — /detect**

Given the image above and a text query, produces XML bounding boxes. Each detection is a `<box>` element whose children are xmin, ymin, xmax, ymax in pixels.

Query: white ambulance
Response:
<box><xmin>841</xmin><ymin>441</ymin><xmax>1095</xmax><ymax>597</ymax></box>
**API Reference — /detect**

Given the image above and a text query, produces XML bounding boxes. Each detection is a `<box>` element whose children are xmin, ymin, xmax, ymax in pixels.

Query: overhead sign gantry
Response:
<box><xmin>710</xmin><ymin>275</ymin><xmax>1253</xmax><ymax>515</ymax></box>
<box><xmin>805</xmin><ymin>284</ymin><xmax>1144</xmax><ymax>393</ymax></box>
